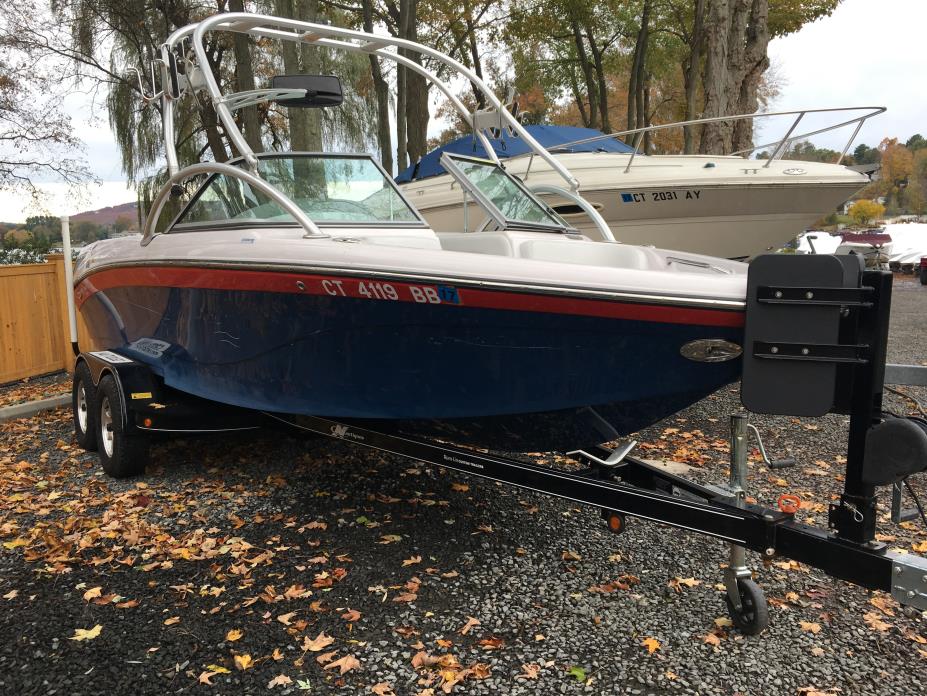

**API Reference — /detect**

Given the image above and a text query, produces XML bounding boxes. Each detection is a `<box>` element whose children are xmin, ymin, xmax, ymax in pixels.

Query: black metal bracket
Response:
<box><xmin>752</xmin><ymin>341</ymin><xmax>870</xmax><ymax>364</ymax></box>
<box><xmin>756</xmin><ymin>285</ymin><xmax>873</xmax><ymax>307</ymax></box>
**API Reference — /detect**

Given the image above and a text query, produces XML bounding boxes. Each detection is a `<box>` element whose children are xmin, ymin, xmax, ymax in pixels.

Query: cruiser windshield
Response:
<box><xmin>173</xmin><ymin>154</ymin><xmax>421</xmax><ymax>228</ymax></box>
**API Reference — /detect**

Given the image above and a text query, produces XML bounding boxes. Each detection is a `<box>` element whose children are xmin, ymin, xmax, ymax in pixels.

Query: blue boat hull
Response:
<box><xmin>76</xmin><ymin>265</ymin><xmax>743</xmax><ymax>450</ymax></box>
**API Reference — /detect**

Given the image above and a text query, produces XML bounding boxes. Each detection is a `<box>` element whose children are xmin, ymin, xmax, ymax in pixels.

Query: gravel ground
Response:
<box><xmin>0</xmin><ymin>277</ymin><xmax>925</xmax><ymax>695</ymax></box>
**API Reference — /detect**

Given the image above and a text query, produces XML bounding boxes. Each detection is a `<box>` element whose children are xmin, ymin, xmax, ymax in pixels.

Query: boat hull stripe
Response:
<box><xmin>75</xmin><ymin>265</ymin><xmax>744</xmax><ymax>328</ymax></box>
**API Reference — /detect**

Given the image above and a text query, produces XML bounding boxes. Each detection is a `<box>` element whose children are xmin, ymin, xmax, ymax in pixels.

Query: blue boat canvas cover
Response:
<box><xmin>395</xmin><ymin>125</ymin><xmax>634</xmax><ymax>183</ymax></box>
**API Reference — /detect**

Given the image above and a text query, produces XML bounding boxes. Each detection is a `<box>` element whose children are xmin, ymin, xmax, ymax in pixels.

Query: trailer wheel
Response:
<box><xmin>725</xmin><ymin>577</ymin><xmax>768</xmax><ymax>635</ymax></box>
<box><xmin>72</xmin><ymin>362</ymin><xmax>98</xmax><ymax>451</ymax></box>
<box><xmin>97</xmin><ymin>375</ymin><xmax>148</xmax><ymax>478</ymax></box>
<box><xmin>920</xmin><ymin>265</ymin><xmax>927</xmax><ymax>285</ymax></box>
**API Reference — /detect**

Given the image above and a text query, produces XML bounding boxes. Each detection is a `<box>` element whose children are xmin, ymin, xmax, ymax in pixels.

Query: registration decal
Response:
<box><xmin>621</xmin><ymin>190</ymin><xmax>701</xmax><ymax>203</ymax></box>
<box><xmin>319</xmin><ymin>278</ymin><xmax>459</xmax><ymax>305</ymax></box>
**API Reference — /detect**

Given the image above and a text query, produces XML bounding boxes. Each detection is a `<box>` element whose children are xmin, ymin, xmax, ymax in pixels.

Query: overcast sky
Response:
<box><xmin>1</xmin><ymin>0</ymin><xmax>925</xmax><ymax>222</ymax></box>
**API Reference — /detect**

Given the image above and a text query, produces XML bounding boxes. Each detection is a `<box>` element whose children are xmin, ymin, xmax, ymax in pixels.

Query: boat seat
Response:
<box><xmin>519</xmin><ymin>239</ymin><xmax>651</xmax><ymax>270</ymax></box>
<box><xmin>437</xmin><ymin>232</ymin><xmax>514</xmax><ymax>257</ymax></box>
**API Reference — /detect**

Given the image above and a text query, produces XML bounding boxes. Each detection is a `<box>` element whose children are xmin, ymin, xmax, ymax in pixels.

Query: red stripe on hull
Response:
<box><xmin>75</xmin><ymin>265</ymin><xmax>745</xmax><ymax>328</ymax></box>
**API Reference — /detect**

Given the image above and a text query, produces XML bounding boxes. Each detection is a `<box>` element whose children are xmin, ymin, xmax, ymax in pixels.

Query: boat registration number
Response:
<box><xmin>321</xmin><ymin>279</ymin><xmax>461</xmax><ymax>305</ymax></box>
<box><xmin>621</xmin><ymin>190</ymin><xmax>701</xmax><ymax>203</ymax></box>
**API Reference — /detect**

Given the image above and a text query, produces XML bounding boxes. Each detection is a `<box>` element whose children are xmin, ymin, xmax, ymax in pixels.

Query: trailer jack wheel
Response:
<box><xmin>602</xmin><ymin>509</ymin><xmax>627</xmax><ymax>535</ymax></box>
<box><xmin>725</xmin><ymin>577</ymin><xmax>768</xmax><ymax>635</ymax></box>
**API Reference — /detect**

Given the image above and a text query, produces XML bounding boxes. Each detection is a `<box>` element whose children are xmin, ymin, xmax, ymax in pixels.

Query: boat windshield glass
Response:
<box><xmin>440</xmin><ymin>154</ymin><xmax>569</xmax><ymax>231</ymax></box>
<box><xmin>173</xmin><ymin>155</ymin><xmax>421</xmax><ymax>228</ymax></box>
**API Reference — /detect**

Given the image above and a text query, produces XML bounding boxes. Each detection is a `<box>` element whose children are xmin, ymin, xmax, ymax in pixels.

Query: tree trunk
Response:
<box><xmin>228</xmin><ymin>0</ymin><xmax>262</xmax><ymax>153</ymax></box>
<box><xmin>700</xmin><ymin>0</ymin><xmax>732</xmax><ymax>153</ymax></box>
<box><xmin>394</xmin><ymin>0</ymin><xmax>409</xmax><ymax>171</ymax></box>
<box><xmin>570</xmin><ymin>17</ymin><xmax>598</xmax><ymax>129</ymax></box>
<box><xmin>731</xmin><ymin>0</ymin><xmax>769</xmax><ymax>153</ymax></box>
<box><xmin>627</xmin><ymin>0</ymin><xmax>650</xmax><ymax>132</ymax></box>
<box><xmin>642</xmin><ymin>72</ymin><xmax>651</xmax><ymax>153</ymax></box>
<box><xmin>584</xmin><ymin>25</ymin><xmax>610</xmax><ymax>133</ymax></box>
<box><xmin>683</xmin><ymin>0</ymin><xmax>705</xmax><ymax>154</ymax></box>
<box><xmin>398</xmin><ymin>0</ymin><xmax>429</xmax><ymax>165</ymax></box>
<box><xmin>465</xmin><ymin>15</ymin><xmax>486</xmax><ymax>109</ymax></box>
<box><xmin>362</xmin><ymin>0</ymin><xmax>393</xmax><ymax>174</ymax></box>
<box><xmin>568</xmin><ymin>71</ymin><xmax>590</xmax><ymax>128</ymax></box>
<box><xmin>275</xmin><ymin>0</ymin><xmax>322</xmax><ymax>152</ymax></box>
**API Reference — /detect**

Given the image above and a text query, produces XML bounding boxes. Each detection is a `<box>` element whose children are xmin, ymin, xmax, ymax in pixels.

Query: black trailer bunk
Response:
<box><xmin>69</xmin><ymin>254</ymin><xmax>927</xmax><ymax>634</ymax></box>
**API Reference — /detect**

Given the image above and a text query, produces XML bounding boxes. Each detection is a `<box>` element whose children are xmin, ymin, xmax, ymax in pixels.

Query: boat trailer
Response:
<box><xmin>71</xmin><ymin>255</ymin><xmax>927</xmax><ymax>634</ymax></box>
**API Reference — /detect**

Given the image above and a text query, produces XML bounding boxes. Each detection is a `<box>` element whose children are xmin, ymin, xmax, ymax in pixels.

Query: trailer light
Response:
<box><xmin>143</xmin><ymin>418</ymin><xmax>153</xmax><ymax>427</ymax></box>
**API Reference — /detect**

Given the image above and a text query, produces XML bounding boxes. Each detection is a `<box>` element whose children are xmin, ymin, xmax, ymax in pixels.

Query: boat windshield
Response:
<box><xmin>173</xmin><ymin>154</ymin><xmax>422</xmax><ymax>228</ymax></box>
<box><xmin>439</xmin><ymin>153</ymin><xmax>570</xmax><ymax>232</ymax></box>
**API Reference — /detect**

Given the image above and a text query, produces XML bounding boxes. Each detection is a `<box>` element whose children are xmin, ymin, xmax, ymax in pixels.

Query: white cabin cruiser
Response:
<box><xmin>399</xmin><ymin>110</ymin><xmax>881</xmax><ymax>259</ymax></box>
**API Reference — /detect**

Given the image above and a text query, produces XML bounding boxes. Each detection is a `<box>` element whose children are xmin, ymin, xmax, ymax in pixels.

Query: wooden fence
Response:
<box><xmin>0</xmin><ymin>254</ymin><xmax>74</xmax><ymax>384</ymax></box>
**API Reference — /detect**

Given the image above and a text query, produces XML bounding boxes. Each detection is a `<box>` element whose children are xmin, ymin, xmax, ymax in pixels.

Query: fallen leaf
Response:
<box><xmin>69</xmin><ymin>624</ymin><xmax>103</xmax><ymax>641</ymax></box>
<box><xmin>412</xmin><ymin>651</ymin><xmax>441</xmax><ymax>668</ymax></box>
<box><xmin>277</xmin><ymin>611</ymin><xmax>297</xmax><ymax>626</ymax></box>
<box><xmin>199</xmin><ymin>671</ymin><xmax>218</xmax><ymax>685</ymax></box>
<box><xmin>164</xmin><ymin>616</ymin><xmax>181</xmax><ymax>626</ymax></box>
<box><xmin>800</xmin><ymin>621</ymin><xmax>822</xmax><ymax>634</ymax></box>
<box><xmin>315</xmin><ymin>650</ymin><xmax>338</xmax><ymax>665</ymax></box>
<box><xmin>206</xmin><ymin>664</ymin><xmax>230</xmax><ymax>674</ymax></box>
<box><xmin>520</xmin><ymin>663</ymin><xmax>540</xmax><ymax>679</ymax></box>
<box><xmin>302</xmin><ymin>632</ymin><xmax>335</xmax><ymax>652</ymax></box>
<box><xmin>3</xmin><ymin>590</ymin><xmax>18</xmax><ymax>600</ymax></box>
<box><xmin>371</xmin><ymin>683</ymin><xmax>395</xmax><ymax>695</ymax></box>
<box><xmin>402</xmin><ymin>555</ymin><xmax>422</xmax><ymax>567</ymax></box>
<box><xmin>561</xmin><ymin>550</ymin><xmax>582</xmax><ymax>562</ymax></box>
<box><xmin>267</xmin><ymin>674</ymin><xmax>293</xmax><ymax>689</ymax></box>
<box><xmin>868</xmin><ymin>595</ymin><xmax>896</xmax><ymax>617</ymax></box>
<box><xmin>642</xmin><ymin>637</ymin><xmax>661</xmax><ymax>654</ymax></box>
<box><xmin>863</xmin><ymin>612</ymin><xmax>891</xmax><ymax>632</ymax></box>
<box><xmin>341</xmin><ymin>609</ymin><xmax>361</xmax><ymax>622</ymax></box>
<box><xmin>703</xmin><ymin>633</ymin><xmax>721</xmax><ymax>646</ymax></box>
<box><xmin>324</xmin><ymin>654</ymin><xmax>360</xmax><ymax>675</ymax></box>
<box><xmin>82</xmin><ymin>586</ymin><xmax>102</xmax><ymax>601</ymax></box>
<box><xmin>379</xmin><ymin>535</ymin><xmax>402</xmax><ymax>544</ymax></box>
<box><xmin>234</xmin><ymin>653</ymin><xmax>254</xmax><ymax>671</ymax></box>
<box><xmin>714</xmin><ymin>617</ymin><xmax>733</xmax><ymax>628</ymax></box>
<box><xmin>478</xmin><ymin>637</ymin><xmax>504</xmax><ymax>650</ymax></box>
<box><xmin>451</xmin><ymin>483</ymin><xmax>469</xmax><ymax>492</ymax></box>
<box><xmin>459</xmin><ymin>617</ymin><xmax>480</xmax><ymax>635</ymax></box>
<box><xmin>567</xmin><ymin>666</ymin><xmax>586</xmax><ymax>682</ymax></box>
<box><xmin>226</xmin><ymin>629</ymin><xmax>244</xmax><ymax>642</ymax></box>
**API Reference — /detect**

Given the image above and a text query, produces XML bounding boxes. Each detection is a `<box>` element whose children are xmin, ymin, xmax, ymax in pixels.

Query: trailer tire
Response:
<box><xmin>725</xmin><ymin>577</ymin><xmax>768</xmax><ymax>635</ymax></box>
<box><xmin>920</xmin><ymin>265</ymin><xmax>927</xmax><ymax>285</ymax></box>
<box><xmin>72</xmin><ymin>362</ymin><xmax>98</xmax><ymax>451</ymax></box>
<box><xmin>96</xmin><ymin>375</ymin><xmax>148</xmax><ymax>478</ymax></box>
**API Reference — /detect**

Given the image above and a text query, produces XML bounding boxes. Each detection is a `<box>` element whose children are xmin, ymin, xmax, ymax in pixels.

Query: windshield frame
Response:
<box><xmin>439</xmin><ymin>153</ymin><xmax>576</xmax><ymax>234</ymax></box>
<box><xmin>167</xmin><ymin>152</ymin><xmax>428</xmax><ymax>232</ymax></box>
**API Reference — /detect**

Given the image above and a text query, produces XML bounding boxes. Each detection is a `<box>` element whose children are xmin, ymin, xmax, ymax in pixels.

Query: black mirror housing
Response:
<box><xmin>271</xmin><ymin>74</ymin><xmax>343</xmax><ymax>108</ymax></box>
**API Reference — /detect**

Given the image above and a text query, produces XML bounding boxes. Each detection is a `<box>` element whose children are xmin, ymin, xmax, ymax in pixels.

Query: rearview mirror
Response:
<box><xmin>271</xmin><ymin>75</ymin><xmax>343</xmax><ymax>108</ymax></box>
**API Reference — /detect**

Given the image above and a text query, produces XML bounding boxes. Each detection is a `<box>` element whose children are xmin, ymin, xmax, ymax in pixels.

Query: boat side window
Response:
<box><xmin>440</xmin><ymin>153</ymin><xmax>572</xmax><ymax>232</ymax></box>
<box><xmin>171</xmin><ymin>155</ymin><xmax>422</xmax><ymax>229</ymax></box>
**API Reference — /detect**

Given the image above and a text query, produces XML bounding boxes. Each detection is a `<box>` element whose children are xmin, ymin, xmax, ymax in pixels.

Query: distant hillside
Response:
<box><xmin>72</xmin><ymin>201</ymin><xmax>138</xmax><ymax>228</ymax></box>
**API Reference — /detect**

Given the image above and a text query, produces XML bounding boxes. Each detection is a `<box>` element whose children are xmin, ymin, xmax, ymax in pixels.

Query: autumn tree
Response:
<box><xmin>0</xmin><ymin>3</ymin><xmax>90</xmax><ymax>198</ymax></box>
<box><xmin>848</xmin><ymin>199</ymin><xmax>885</xmax><ymax>226</ymax></box>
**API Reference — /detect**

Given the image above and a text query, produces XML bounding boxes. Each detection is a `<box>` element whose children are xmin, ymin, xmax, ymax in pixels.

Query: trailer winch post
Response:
<box><xmin>725</xmin><ymin>414</ymin><xmax>755</xmax><ymax>611</ymax></box>
<box><xmin>829</xmin><ymin>270</ymin><xmax>893</xmax><ymax>545</ymax></box>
